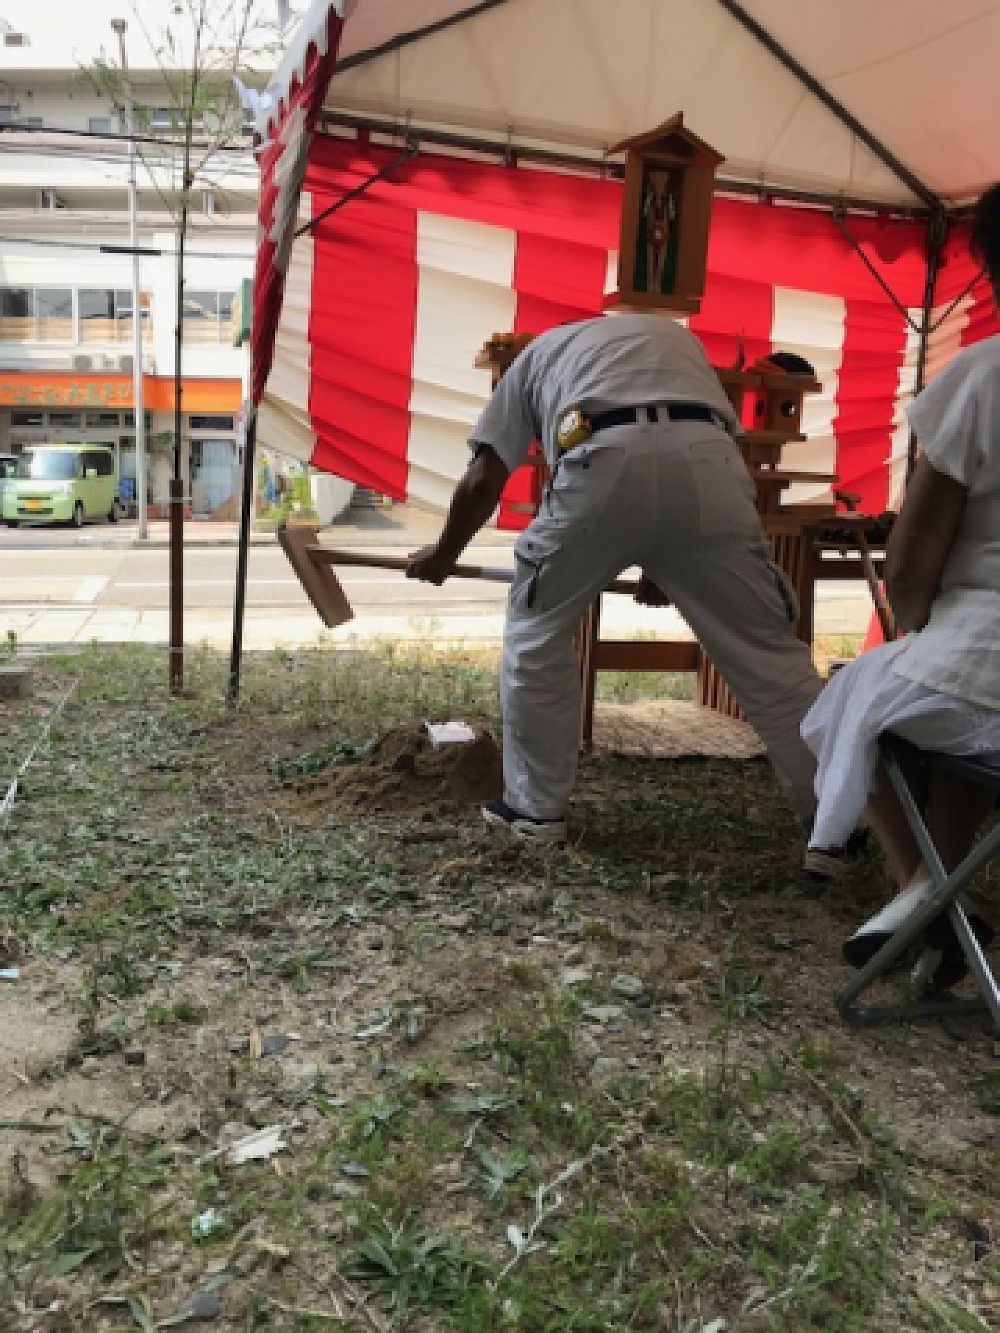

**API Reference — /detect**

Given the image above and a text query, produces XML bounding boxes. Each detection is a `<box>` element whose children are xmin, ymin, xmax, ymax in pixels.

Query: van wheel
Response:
<box><xmin>71</xmin><ymin>501</ymin><xmax>84</xmax><ymax>528</ymax></box>
<box><xmin>108</xmin><ymin>499</ymin><xmax>120</xmax><ymax>523</ymax></box>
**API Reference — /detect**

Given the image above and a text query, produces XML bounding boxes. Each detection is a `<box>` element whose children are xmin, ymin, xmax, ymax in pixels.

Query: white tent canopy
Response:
<box><xmin>228</xmin><ymin>0</ymin><xmax>998</xmax><ymax>694</ymax></box>
<box><xmin>268</xmin><ymin>0</ymin><xmax>1000</xmax><ymax>212</ymax></box>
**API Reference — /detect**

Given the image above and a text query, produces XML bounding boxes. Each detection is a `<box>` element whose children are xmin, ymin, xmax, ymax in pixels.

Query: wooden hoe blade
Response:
<box><xmin>277</xmin><ymin>524</ymin><xmax>355</xmax><ymax>629</ymax></box>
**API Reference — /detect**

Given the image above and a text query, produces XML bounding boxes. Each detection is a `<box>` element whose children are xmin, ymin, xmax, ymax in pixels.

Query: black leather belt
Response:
<box><xmin>588</xmin><ymin>403</ymin><xmax>726</xmax><ymax>433</ymax></box>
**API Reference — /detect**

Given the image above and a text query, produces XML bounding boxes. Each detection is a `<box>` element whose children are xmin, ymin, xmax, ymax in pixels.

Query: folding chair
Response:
<box><xmin>836</xmin><ymin>732</ymin><xmax>1000</xmax><ymax>1029</ymax></box>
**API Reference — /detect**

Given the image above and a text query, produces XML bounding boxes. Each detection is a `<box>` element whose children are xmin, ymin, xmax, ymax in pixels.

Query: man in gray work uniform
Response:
<box><xmin>406</xmin><ymin>313</ymin><xmax>823</xmax><ymax>843</ymax></box>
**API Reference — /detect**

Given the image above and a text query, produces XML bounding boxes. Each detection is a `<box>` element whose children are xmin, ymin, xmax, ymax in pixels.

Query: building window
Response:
<box><xmin>188</xmin><ymin>414</ymin><xmax>235</xmax><ymax>431</ymax></box>
<box><xmin>0</xmin><ymin>287</ymin><xmax>72</xmax><ymax>342</ymax></box>
<box><xmin>47</xmin><ymin>411</ymin><xmax>84</xmax><ymax>429</ymax></box>
<box><xmin>79</xmin><ymin>289</ymin><xmax>153</xmax><ymax>344</ymax></box>
<box><xmin>88</xmin><ymin>116</ymin><xmax>114</xmax><ymax>135</ymax></box>
<box><xmin>79</xmin><ymin>290</ymin><xmax>118</xmax><ymax>343</ymax></box>
<box><xmin>138</xmin><ymin>106</ymin><xmax>182</xmax><ymax>132</ymax></box>
<box><xmin>85</xmin><ymin>411</ymin><xmax>122</xmax><ymax>428</ymax></box>
<box><xmin>218</xmin><ymin>291</ymin><xmax>234</xmax><ymax>339</ymax></box>
<box><xmin>0</xmin><ymin>287</ymin><xmax>31</xmax><ymax>340</ymax></box>
<box><xmin>190</xmin><ymin>437</ymin><xmax>236</xmax><ymax>513</ymax></box>
<box><xmin>10</xmin><ymin>410</ymin><xmax>43</xmax><ymax>427</ymax></box>
<box><xmin>35</xmin><ymin>288</ymin><xmax>73</xmax><ymax>340</ymax></box>
<box><xmin>183</xmin><ymin>291</ymin><xmax>236</xmax><ymax>345</ymax></box>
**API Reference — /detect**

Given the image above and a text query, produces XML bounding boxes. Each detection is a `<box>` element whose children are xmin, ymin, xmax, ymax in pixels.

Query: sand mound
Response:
<box><xmin>591</xmin><ymin>699</ymin><xmax>765</xmax><ymax>759</ymax></box>
<box><xmin>287</xmin><ymin>724</ymin><xmax>503</xmax><ymax>818</ymax></box>
<box><xmin>284</xmin><ymin>702</ymin><xmax>763</xmax><ymax>824</ymax></box>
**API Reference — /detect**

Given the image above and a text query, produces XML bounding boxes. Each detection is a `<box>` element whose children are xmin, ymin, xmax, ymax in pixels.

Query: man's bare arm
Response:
<box><xmin>884</xmin><ymin>455</ymin><xmax>968</xmax><ymax>633</ymax></box>
<box><xmin>405</xmin><ymin>448</ymin><xmax>511</xmax><ymax>584</ymax></box>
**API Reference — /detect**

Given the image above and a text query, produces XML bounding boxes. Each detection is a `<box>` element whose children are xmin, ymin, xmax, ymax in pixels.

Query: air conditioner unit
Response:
<box><xmin>73</xmin><ymin>354</ymin><xmax>93</xmax><ymax>371</ymax></box>
<box><xmin>142</xmin><ymin>355</ymin><xmax>157</xmax><ymax>375</ymax></box>
<box><xmin>118</xmin><ymin>354</ymin><xmax>134</xmax><ymax>374</ymax></box>
<box><xmin>99</xmin><ymin>353</ymin><xmax>118</xmax><ymax>370</ymax></box>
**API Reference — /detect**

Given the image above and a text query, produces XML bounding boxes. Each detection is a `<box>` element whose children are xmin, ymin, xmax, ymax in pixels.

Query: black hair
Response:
<box><xmin>763</xmin><ymin>351</ymin><xmax>816</xmax><ymax>377</ymax></box>
<box><xmin>971</xmin><ymin>182</ymin><xmax>1000</xmax><ymax>295</ymax></box>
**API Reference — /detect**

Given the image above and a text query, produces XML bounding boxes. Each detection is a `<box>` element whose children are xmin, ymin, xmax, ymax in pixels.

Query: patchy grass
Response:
<box><xmin>0</xmin><ymin>643</ymin><xmax>997</xmax><ymax>1332</ymax></box>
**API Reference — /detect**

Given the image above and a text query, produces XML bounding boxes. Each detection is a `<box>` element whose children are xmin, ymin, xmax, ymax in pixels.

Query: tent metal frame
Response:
<box><xmin>317</xmin><ymin>109</ymin><xmax>930</xmax><ymax>221</ymax></box>
<box><xmin>331</xmin><ymin>0</ymin><xmax>512</xmax><ymax>75</ymax></box>
<box><xmin>715</xmin><ymin>0</ymin><xmax>941</xmax><ymax>213</ymax></box>
<box><xmin>227</xmin><ymin>0</ymin><xmax>980</xmax><ymax>698</ymax></box>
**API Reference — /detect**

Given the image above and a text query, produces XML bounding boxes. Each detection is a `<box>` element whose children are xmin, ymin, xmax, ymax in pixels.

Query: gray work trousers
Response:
<box><xmin>501</xmin><ymin>420</ymin><xmax>823</xmax><ymax>823</ymax></box>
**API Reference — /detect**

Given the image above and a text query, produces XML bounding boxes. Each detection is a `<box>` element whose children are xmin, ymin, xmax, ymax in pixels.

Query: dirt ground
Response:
<box><xmin>1</xmin><ymin>650</ymin><xmax>998</xmax><ymax>1331</ymax></box>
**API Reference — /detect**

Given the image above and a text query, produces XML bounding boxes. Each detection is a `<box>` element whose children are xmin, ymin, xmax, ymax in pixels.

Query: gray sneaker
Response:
<box><xmin>482</xmin><ymin>798</ymin><xmax>567</xmax><ymax>844</ymax></box>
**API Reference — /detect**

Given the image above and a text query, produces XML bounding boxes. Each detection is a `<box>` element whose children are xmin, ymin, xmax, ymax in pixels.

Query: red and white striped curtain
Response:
<box><xmin>257</xmin><ymin>134</ymin><xmax>998</xmax><ymax>524</ymax></box>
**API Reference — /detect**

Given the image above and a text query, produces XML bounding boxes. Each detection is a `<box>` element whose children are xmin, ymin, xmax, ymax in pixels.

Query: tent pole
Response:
<box><xmin>830</xmin><ymin>212</ymin><xmax>920</xmax><ymax>330</ymax></box>
<box><xmin>927</xmin><ymin>264</ymin><xmax>989</xmax><ymax>339</ymax></box>
<box><xmin>227</xmin><ymin>407</ymin><xmax>257</xmax><ymax>705</ymax></box>
<box><xmin>907</xmin><ymin>209</ymin><xmax>949</xmax><ymax>481</ymax></box>
<box><xmin>332</xmin><ymin>0</ymin><xmax>511</xmax><ymax>75</ymax></box>
<box><xmin>294</xmin><ymin>142</ymin><xmax>418</xmax><ymax>240</ymax></box>
<box><xmin>715</xmin><ymin>0</ymin><xmax>940</xmax><ymax>213</ymax></box>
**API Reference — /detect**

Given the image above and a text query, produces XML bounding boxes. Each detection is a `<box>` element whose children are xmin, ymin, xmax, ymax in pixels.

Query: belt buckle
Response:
<box><xmin>557</xmin><ymin>408</ymin><xmax>592</xmax><ymax>450</ymax></box>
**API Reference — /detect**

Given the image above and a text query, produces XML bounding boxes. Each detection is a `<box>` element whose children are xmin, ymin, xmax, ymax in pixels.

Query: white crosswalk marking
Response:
<box><xmin>73</xmin><ymin>576</ymin><xmax>109</xmax><ymax>603</ymax></box>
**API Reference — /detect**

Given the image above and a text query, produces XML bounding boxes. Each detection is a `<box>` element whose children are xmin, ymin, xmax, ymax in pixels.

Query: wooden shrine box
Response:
<box><xmin>609</xmin><ymin>114</ymin><xmax>724</xmax><ymax>316</ymax></box>
<box><xmin>716</xmin><ymin>367</ymin><xmax>759</xmax><ymax>422</ymax></box>
<box><xmin>749</xmin><ymin>366</ymin><xmax>822</xmax><ymax>435</ymax></box>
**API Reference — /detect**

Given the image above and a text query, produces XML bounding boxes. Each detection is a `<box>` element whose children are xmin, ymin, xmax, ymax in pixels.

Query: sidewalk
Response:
<box><xmin>73</xmin><ymin>503</ymin><xmax>488</xmax><ymax>552</ymax></box>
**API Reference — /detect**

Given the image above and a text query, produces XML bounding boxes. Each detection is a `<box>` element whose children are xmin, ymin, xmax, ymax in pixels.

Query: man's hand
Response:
<box><xmin>633</xmin><ymin>574</ymin><xmax>672</xmax><ymax>607</ymax></box>
<box><xmin>406</xmin><ymin>543</ymin><xmax>455</xmax><ymax>585</ymax></box>
<box><xmin>403</xmin><ymin>449</ymin><xmax>510</xmax><ymax>588</ymax></box>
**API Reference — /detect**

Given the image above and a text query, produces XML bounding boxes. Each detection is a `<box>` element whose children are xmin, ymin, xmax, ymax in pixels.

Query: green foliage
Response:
<box><xmin>345</xmin><ymin>1209</ymin><xmax>493</xmax><ymax>1323</ymax></box>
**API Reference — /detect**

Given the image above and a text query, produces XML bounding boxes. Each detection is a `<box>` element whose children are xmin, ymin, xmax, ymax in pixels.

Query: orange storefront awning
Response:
<box><xmin>0</xmin><ymin>372</ymin><xmax>243</xmax><ymax>413</ymax></box>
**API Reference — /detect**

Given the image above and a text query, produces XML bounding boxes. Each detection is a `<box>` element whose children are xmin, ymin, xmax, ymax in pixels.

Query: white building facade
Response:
<box><xmin>0</xmin><ymin>1</ymin><xmax>266</xmax><ymax>516</ymax></box>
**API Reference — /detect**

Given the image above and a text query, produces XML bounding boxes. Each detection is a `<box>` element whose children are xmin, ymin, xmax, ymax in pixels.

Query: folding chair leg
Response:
<box><xmin>835</xmin><ymin>745</ymin><xmax>1000</xmax><ymax>1030</ymax></box>
<box><xmin>950</xmin><ymin>899</ymin><xmax>1000</xmax><ymax>1027</ymax></box>
<box><xmin>836</xmin><ymin>915</ymin><xmax>990</xmax><ymax>1026</ymax></box>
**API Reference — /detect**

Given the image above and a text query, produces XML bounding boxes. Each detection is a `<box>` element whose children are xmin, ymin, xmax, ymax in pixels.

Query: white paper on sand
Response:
<box><xmin>424</xmin><ymin>721</ymin><xmax>476</xmax><ymax>748</ymax></box>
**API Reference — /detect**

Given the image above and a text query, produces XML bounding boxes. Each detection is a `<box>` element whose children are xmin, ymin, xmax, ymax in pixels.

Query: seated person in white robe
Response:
<box><xmin>801</xmin><ymin>181</ymin><xmax>1000</xmax><ymax>985</ymax></box>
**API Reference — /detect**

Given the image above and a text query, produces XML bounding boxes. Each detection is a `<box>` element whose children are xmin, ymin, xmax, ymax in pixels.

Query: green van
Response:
<box><xmin>2</xmin><ymin>443</ymin><xmax>121</xmax><ymax>527</ymax></box>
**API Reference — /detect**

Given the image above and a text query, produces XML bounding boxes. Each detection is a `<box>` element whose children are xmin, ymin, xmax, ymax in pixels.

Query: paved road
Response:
<box><xmin>0</xmin><ymin>509</ymin><xmax>874</xmax><ymax>649</ymax></box>
<box><xmin>0</xmin><ymin>534</ymin><xmax>515</xmax><ymax>615</ymax></box>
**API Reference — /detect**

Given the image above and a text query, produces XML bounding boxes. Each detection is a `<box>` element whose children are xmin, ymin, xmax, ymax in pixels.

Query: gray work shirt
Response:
<box><xmin>469</xmin><ymin>313</ymin><xmax>740</xmax><ymax>473</ymax></box>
